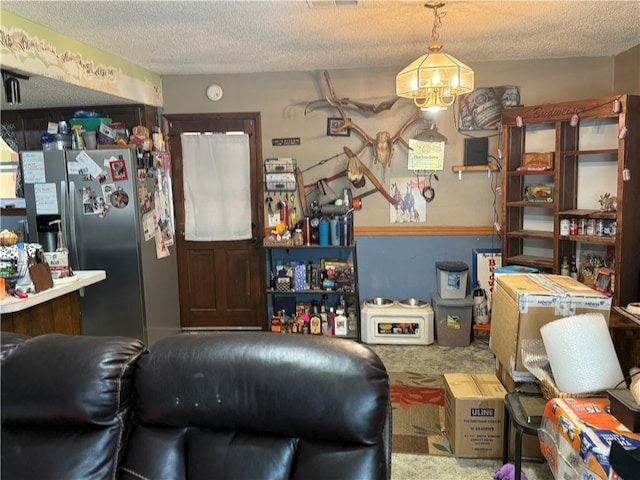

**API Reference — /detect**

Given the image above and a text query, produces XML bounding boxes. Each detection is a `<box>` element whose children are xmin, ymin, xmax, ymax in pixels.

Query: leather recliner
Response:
<box><xmin>1</xmin><ymin>331</ymin><xmax>391</xmax><ymax>480</ymax></box>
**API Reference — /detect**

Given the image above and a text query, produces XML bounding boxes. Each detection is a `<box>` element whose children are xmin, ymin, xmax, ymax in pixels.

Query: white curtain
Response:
<box><xmin>181</xmin><ymin>133</ymin><xmax>252</xmax><ymax>241</ymax></box>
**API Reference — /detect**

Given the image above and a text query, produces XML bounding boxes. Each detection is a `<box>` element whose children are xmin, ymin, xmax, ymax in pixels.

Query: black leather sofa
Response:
<box><xmin>1</xmin><ymin>331</ymin><xmax>390</xmax><ymax>480</ymax></box>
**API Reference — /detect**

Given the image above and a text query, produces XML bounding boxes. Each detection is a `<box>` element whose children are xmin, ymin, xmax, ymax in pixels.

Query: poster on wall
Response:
<box><xmin>389</xmin><ymin>177</ymin><xmax>427</xmax><ymax>223</ymax></box>
<box><xmin>458</xmin><ymin>86</ymin><xmax>521</xmax><ymax>131</ymax></box>
<box><xmin>407</xmin><ymin>138</ymin><xmax>445</xmax><ymax>171</ymax></box>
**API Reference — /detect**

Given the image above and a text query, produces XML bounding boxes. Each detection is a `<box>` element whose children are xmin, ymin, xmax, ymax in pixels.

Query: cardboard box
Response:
<box><xmin>490</xmin><ymin>274</ymin><xmax>611</xmax><ymax>379</ymax></box>
<box><xmin>444</xmin><ymin>373</ymin><xmax>506</xmax><ymax>458</ymax></box>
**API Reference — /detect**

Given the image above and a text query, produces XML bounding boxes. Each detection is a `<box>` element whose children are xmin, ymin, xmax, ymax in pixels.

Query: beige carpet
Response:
<box><xmin>389</xmin><ymin>371</ymin><xmax>452</xmax><ymax>456</ymax></box>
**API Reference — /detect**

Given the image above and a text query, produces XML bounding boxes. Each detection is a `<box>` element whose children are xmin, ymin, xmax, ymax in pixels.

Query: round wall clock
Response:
<box><xmin>206</xmin><ymin>84</ymin><xmax>223</xmax><ymax>101</ymax></box>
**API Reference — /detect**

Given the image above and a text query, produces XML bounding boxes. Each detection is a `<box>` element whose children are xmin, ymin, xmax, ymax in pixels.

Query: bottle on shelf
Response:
<box><xmin>328</xmin><ymin>307</ymin><xmax>336</xmax><ymax>335</ymax></box>
<box><xmin>330</xmin><ymin>217</ymin><xmax>340</xmax><ymax>245</ymax></box>
<box><xmin>610</xmin><ymin>260</ymin><xmax>615</xmax><ymax>295</ymax></box>
<box><xmin>334</xmin><ymin>303</ymin><xmax>347</xmax><ymax>336</ymax></box>
<box><xmin>309</xmin><ymin>301</ymin><xmax>322</xmax><ymax>335</ymax></box>
<box><xmin>279</xmin><ymin>310</ymin><xmax>288</xmax><ymax>334</ymax></box>
<box><xmin>319</xmin><ymin>217</ymin><xmax>329</xmax><ymax>246</ymax></box>
<box><xmin>347</xmin><ymin>307</ymin><xmax>358</xmax><ymax>337</ymax></box>
<box><xmin>334</xmin><ymin>295</ymin><xmax>348</xmax><ymax>336</ymax></box>
<box><xmin>561</xmin><ymin>256</ymin><xmax>570</xmax><ymax>276</ymax></box>
<box><xmin>320</xmin><ymin>296</ymin><xmax>329</xmax><ymax>335</ymax></box>
<box><xmin>300</xmin><ymin>307</ymin><xmax>310</xmax><ymax>334</ymax></box>
<box><xmin>570</xmin><ymin>256</ymin><xmax>578</xmax><ymax>280</ymax></box>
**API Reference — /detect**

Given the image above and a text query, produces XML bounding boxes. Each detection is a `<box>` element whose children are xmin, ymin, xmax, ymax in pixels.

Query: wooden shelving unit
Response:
<box><xmin>500</xmin><ymin>94</ymin><xmax>640</xmax><ymax>306</ymax></box>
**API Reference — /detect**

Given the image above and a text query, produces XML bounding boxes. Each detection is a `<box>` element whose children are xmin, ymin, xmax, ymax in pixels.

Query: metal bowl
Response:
<box><xmin>398</xmin><ymin>298</ymin><xmax>428</xmax><ymax>308</ymax></box>
<box><xmin>364</xmin><ymin>297</ymin><xmax>394</xmax><ymax>307</ymax></box>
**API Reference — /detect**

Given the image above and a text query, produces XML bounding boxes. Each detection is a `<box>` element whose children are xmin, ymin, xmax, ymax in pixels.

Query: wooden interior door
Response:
<box><xmin>163</xmin><ymin>113</ymin><xmax>265</xmax><ymax>330</ymax></box>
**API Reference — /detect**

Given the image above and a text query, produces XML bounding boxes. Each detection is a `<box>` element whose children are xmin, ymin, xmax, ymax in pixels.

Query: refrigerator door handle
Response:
<box><xmin>68</xmin><ymin>180</ymin><xmax>80</xmax><ymax>270</ymax></box>
<box><xmin>61</xmin><ymin>180</ymin><xmax>69</xmax><ymax>248</ymax></box>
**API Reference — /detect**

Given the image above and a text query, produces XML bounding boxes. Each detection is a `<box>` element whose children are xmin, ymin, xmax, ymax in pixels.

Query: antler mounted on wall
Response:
<box><xmin>304</xmin><ymin>70</ymin><xmax>400</xmax><ymax>115</ymax></box>
<box><xmin>323</xmin><ymin>71</ymin><xmax>421</xmax><ymax>168</ymax></box>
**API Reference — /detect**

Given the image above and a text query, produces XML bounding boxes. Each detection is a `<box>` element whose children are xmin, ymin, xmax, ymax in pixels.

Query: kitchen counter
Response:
<box><xmin>1</xmin><ymin>270</ymin><xmax>106</xmax><ymax>336</ymax></box>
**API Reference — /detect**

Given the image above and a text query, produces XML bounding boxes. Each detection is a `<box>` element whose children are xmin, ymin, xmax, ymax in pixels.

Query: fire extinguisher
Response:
<box><xmin>472</xmin><ymin>284</ymin><xmax>489</xmax><ymax>325</ymax></box>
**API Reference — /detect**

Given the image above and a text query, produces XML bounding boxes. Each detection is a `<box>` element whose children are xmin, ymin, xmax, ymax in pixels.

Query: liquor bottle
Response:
<box><xmin>328</xmin><ymin>307</ymin><xmax>336</xmax><ymax>335</ymax></box>
<box><xmin>561</xmin><ymin>256</ymin><xmax>570</xmax><ymax>276</ymax></box>
<box><xmin>319</xmin><ymin>298</ymin><xmax>329</xmax><ymax>335</ymax></box>
<box><xmin>309</xmin><ymin>302</ymin><xmax>322</xmax><ymax>335</ymax></box>
<box><xmin>610</xmin><ymin>259</ymin><xmax>615</xmax><ymax>295</ymax></box>
<box><xmin>347</xmin><ymin>306</ymin><xmax>358</xmax><ymax>337</ymax></box>
<box><xmin>335</xmin><ymin>299</ymin><xmax>347</xmax><ymax>336</ymax></box>
<box><xmin>570</xmin><ymin>256</ymin><xmax>578</xmax><ymax>280</ymax></box>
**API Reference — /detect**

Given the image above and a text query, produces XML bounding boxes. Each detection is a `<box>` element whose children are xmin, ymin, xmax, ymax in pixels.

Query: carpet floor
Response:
<box><xmin>370</xmin><ymin>341</ymin><xmax>555</xmax><ymax>480</ymax></box>
<box><xmin>389</xmin><ymin>371</ymin><xmax>450</xmax><ymax>456</ymax></box>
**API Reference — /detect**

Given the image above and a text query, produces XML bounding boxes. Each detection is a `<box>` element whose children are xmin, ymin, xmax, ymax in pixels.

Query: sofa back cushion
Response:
<box><xmin>120</xmin><ymin>332</ymin><xmax>390</xmax><ymax>480</ymax></box>
<box><xmin>1</xmin><ymin>333</ymin><xmax>145</xmax><ymax>480</ymax></box>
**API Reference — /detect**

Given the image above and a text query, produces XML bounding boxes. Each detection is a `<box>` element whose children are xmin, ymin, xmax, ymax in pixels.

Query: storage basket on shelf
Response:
<box><xmin>264</xmin><ymin>158</ymin><xmax>297</xmax><ymax>192</ymax></box>
<box><xmin>263</xmin><ymin>237</ymin><xmax>293</xmax><ymax>247</ymax></box>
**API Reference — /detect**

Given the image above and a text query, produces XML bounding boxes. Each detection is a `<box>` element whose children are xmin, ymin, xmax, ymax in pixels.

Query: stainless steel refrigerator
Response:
<box><xmin>20</xmin><ymin>148</ymin><xmax>180</xmax><ymax>343</ymax></box>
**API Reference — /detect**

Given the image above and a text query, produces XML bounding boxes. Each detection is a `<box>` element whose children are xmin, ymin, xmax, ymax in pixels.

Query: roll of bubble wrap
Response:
<box><xmin>540</xmin><ymin>313</ymin><xmax>624</xmax><ymax>395</ymax></box>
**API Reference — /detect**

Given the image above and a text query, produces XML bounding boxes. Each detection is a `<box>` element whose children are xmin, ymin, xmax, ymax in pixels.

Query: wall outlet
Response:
<box><xmin>267</xmin><ymin>213</ymin><xmax>279</xmax><ymax>227</ymax></box>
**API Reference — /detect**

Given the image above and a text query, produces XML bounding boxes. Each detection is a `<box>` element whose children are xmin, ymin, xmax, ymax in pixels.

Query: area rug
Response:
<box><xmin>389</xmin><ymin>371</ymin><xmax>452</xmax><ymax>456</ymax></box>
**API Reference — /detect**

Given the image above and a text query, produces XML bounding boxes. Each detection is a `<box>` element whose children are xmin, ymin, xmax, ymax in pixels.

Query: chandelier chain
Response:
<box><xmin>431</xmin><ymin>6</ymin><xmax>446</xmax><ymax>43</ymax></box>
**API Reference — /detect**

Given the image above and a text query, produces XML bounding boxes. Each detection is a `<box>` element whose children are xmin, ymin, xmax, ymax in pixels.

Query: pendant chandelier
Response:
<box><xmin>396</xmin><ymin>2</ymin><xmax>474</xmax><ymax>112</ymax></box>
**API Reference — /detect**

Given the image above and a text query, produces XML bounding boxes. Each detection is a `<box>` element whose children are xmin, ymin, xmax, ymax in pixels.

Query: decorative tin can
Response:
<box><xmin>587</xmin><ymin>219</ymin><xmax>596</xmax><ymax>236</ymax></box>
<box><xmin>569</xmin><ymin>218</ymin><xmax>578</xmax><ymax>235</ymax></box>
<box><xmin>578</xmin><ymin>218</ymin><xmax>587</xmax><ymax>235</ymax></box>
<box><xmin>560</xmin><ymin>219</ymin><xmax>570</xmax><ymax>236</ymax></box>
<box><xmin>603</xmin><ymin>221</ymin><xmax>611</xmax><ymax>237</ymax></box>
<box><xmin>595</xmin><ymin>219</ymin><xmax>605</xmax><ymax>236</ymax></box>
<box><xmin>610</xmin><ymin>221</ymin><xmax>617</xmax><ymax>238</ymax></box>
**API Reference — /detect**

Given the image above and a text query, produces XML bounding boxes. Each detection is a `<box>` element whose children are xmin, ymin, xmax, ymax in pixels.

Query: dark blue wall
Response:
<box><xmin>355</xmin><ymin>235</ymin><xmax>500</xmax><ymax>302</ymax></box>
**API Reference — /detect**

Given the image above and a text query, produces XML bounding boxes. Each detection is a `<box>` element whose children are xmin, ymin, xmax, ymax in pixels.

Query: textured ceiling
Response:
<box><xmin>1</xmin><ymin>0</ymin><xmax>639</xmax><ymax>110</ymax></box>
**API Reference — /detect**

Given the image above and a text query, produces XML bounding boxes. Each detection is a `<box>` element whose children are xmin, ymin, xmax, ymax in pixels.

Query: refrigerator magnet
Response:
<box><xmin>110</xmin><ymin>187</ymin><xmax>129</xmax><ymax>208</ymax></box>
<box><xmin>102</xmin><ymin>183</ymin><xmax>116</xmax><ymax>199</ymax></box>
<box><xmin>110</xmin><ymin>158</ymin><xmax>128</xmax><ymax>181</ymax></box>
<box><xmin>97</xmin><ymin>198</ymin><xmax>110</xmax><ymax>219</ymax></box>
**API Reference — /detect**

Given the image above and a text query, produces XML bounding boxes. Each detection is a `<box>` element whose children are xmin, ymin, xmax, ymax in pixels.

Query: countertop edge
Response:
<box><xmin>0</xmin><ymin>270</ymin><xmax>106</xmax><ymax>314</ymax></box>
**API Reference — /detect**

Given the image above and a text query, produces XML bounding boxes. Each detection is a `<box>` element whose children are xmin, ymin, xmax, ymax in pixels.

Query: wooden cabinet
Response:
<box><xmin>2</xmin><ymin>104</ymin><xmax>158</xmax><ymax>151</ymax></box>
<box><xmin>500</xmin><ymin>94</ymin><xmax>639</xmax><ymax>306</ymax></box>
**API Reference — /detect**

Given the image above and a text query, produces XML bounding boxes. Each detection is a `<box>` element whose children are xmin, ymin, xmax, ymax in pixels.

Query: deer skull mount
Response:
<box><xmin>323</xmin><ymin>71</ymin><xmax>421</xmax><ymax>168</ymax></box>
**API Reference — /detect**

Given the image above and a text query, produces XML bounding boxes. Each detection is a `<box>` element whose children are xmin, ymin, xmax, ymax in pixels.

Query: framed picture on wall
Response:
<box><xmin>327</xmin><ymin>117</ymin><xmax>350</xmax><ymax>137</ymax></box>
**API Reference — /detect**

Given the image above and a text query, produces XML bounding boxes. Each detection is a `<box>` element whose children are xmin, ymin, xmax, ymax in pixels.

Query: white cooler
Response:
<box><xmin>361</xmin><ymin>298</ymin><xmax>434</xmax><ymax>345</ymax></box>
